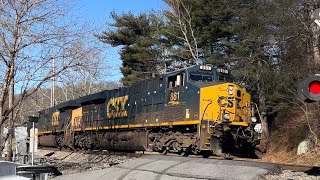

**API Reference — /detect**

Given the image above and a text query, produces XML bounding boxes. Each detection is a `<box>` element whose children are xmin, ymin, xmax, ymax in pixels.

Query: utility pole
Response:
<box><xmin>51</xmin><ymin>57</ymin><xmax>55</xmax><ymax>107</ymax></box>
<box><xmin>32</xmin><ymin>121</ymin><xmax>35</xmax><ymax>165</ymax></box>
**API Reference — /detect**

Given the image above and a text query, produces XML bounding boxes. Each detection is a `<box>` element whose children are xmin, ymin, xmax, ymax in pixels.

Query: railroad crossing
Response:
<box><xmin>51</xmin><ymin>155</ymin><xmax>280</xmax><ymax>180</ymax></box>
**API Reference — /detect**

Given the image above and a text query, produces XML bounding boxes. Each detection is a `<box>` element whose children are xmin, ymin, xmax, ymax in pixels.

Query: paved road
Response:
<box><xmin>52</xmin><ymin>155</ymin><xmax>280</xmax><ymax>180</ymax></box>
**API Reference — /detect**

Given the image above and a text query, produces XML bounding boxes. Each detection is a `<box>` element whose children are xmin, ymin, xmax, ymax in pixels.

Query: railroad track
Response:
<box><xmin>38</xmin><ymin>147</ymin><xmax>319</xmax><ymax>174</ymax></box>
<box><xmin>145</xmin><ymin>152</ymin><xmax>319</xmax><ymax>173</ymax></box>
<box><xmin>39</xmin><ymin>147</ymin><xmax>143</xmax><ymax>158</ymax></box>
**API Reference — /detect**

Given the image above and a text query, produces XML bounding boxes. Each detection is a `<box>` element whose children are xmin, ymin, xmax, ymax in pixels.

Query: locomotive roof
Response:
<box><xmin>43</xmin><ymin>65</ymin><xmax>230</xmax><ymax>112</ymax></box>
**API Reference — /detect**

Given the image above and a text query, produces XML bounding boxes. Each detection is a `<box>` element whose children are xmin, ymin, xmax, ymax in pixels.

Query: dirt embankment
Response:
<box><xmin>262</xmin><ymin>106</ymin><xmax>320</xmax><ymax>166</ymax></box>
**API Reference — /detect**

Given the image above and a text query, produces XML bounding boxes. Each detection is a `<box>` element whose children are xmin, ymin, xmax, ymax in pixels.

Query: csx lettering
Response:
<box><xmin>73</xmin><ymin>117</ymin><xmax>81</xmax><ymax>127</ymax></box>
<box><xmin>217</xmin><ymin>97</ymin><xmax>241</xmax><ymax>109</ymax></box>
<box><xmin>236</xmin><ymin>98</ymin><xmax>241</xmax><ymax>108</ymax></box>
<box><xmin>218</xmin><ymin>96</ymin><xmax>233</xmax><ymax>108</ymax></box>
<box><xmin>107</xmin><ymin>95</ymin><xmax>128</xmax><ymax>118</ymax></box>
<box><xmin>52</xmin><ymin>112</ymin><xmax>59</xmax><ymax>126</ymax></box>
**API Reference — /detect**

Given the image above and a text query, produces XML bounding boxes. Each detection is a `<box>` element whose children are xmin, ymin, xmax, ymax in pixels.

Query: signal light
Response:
<box><xmin>298</xmin><ymin>75</ymin><xmax>320</xmax><ymax>102</ymax></box>
<box><xmin>309</xmin><ymin>81</ymin><xmax>320</xmax><ymax>95</ymax></box>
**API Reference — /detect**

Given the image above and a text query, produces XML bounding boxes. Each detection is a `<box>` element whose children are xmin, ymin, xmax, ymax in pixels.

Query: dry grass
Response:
<box><xmin>262</xmin><ymin>105</ymin><xmax>320</xmax><ymax>166</ymax></box>
<box><xmin>262</xmin><ymin>147</ymin><xmax>320</xmax><ymax>166</ymax></box>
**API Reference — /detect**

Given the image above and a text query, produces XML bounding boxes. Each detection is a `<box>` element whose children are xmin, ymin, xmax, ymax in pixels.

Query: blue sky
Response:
<box><xmin>77</xmin><ymin>0</ymin><xmax>168</xmax><ymax>82</ymax></box>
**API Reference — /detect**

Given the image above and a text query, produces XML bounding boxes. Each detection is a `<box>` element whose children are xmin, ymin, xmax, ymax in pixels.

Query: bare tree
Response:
<box><xmin>288</xmin><ymin>1</ymin><xmax>320</xmax><ymax>65</ymax></box>
<box><xmin>277</xmin><ymin>88</ymin><xmax>319</xmax><ymax>145</ymax></box>
<box><xmin>57</xmin><ymin>44</ymin><xmax>111</xmax><ymax>101</ymax></box>
<box><xmin>303</xmin><ymin>1</ymin><xmax>320</xmax><ymax>65</ymax></box>
<box><xmin>16</xmin><ymin>44</ymin><xmax>121</xmax><ymax>126</ymax></box>
<box><xmin>0</xmin><ymin>0</ymin><xmax>102</xmax><ymax>160</ymax></box>
<box><xmin>164</xmin><ymin>0</ymin><xmax>199</xmax><ymax>65</ymax></box>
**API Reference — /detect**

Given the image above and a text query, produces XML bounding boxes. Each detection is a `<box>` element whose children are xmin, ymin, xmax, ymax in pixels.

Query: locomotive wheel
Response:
<box><xmin>179</xmin><ymin>148</ymin><xmax>190</xmax><ymax>157</ymax></box>
<box><xmin>180</xmin><ymin>151</ymin><xmax>190</xmax><ymax>157</ymax></box>
<box><xmin>179</xmin><ymin>150</ymin><xmax>187</xmax><ymax>157</ymax></box>
<box><xmin>202</xmin><ymin>151</ymin><xmax>211</xmax><ymax>158</ymax></box>
<box><xmin>224</xmin><ymin>155</ymin><xmax>234</xmax><ymax>160</ymax></box>
<box><xmin>162</xmin><ymin>148</ymin><xmax>168</xmax><ymax>155</ymax></box>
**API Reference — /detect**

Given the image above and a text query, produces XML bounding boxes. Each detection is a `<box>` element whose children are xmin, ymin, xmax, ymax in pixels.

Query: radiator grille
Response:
<box><xmin>164</xmin><ymin>104</ymin><xmax>185</xmax><ymax>121</ymax></box>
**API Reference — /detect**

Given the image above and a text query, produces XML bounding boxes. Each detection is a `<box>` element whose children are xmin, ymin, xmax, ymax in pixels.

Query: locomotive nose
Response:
<box><xmin>235</xmin><ymin>85</ymin><xmax>251</xmax><ymax>123</ymax></box>
<box><xmin>224</xmin><ymin>83</ymin><xmax>251</xmax><ymax>123</ymax></box>
<box><xmin>200</xmin><ymin>82</ymin><xmax>251</xmax><ymax>124</ymax></box>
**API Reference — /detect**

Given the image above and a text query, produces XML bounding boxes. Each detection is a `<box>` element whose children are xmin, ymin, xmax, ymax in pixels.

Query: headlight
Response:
<box><xmin>228</xmin><ymin>85</ymin><xmax>233</xmax><ymax>95</ymax></box>
<box><xmin>250</xmin><ymin>116</ymin><xmax>257</xmax><ymax>123</ymax></box>
<box><xmin>223</xmin><ymin>113</ymin><xmax>230</xmax><ymax>120</ymax></box>
<box><xmin>254</xmin><ymin>123</ymin><xmax>262</xmax><ymax>133</ymax></box>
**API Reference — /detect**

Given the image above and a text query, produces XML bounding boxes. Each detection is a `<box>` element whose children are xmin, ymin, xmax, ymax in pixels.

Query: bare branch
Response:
<box><xmin>164</xmin><ymin>0</ymin><xmax>199</xmax><ymax>65</ymax></box>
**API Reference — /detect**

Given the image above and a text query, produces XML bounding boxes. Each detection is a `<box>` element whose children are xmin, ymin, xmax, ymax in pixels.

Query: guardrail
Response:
<box><xmin>16</xmin><ymin>165</ymin><xmax>62</xmax><ymax>180</ymax></box>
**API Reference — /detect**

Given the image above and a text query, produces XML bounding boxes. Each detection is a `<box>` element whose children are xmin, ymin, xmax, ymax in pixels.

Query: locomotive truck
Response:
<box><xmin>37</xmin><ymin>65</ymin><xmax>262</xmax><ymax>157</ymax></box>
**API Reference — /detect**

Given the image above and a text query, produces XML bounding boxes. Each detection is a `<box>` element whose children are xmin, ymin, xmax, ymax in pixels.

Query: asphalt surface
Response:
<box><xmin>52</xmin><ymin>155</ymin><xmax>281</xmax><ymax>180</ymax></box>
<box><xmin>0</xmin><ymin>161</ymin><xmax>30</xmax><ymax>180</ymax></box>
<box><xmin>0</xmin><ymin>161</ymin><xmax>18</xmax><ymax>176</ymax></box>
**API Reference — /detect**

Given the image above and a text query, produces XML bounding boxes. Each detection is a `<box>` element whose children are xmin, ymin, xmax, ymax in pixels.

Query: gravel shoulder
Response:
<box><xmin>262</xmin><ymin>170</ymin><xmax>320</xmax><ymax>180</ymax></box>
<box><xmin>34</xmin><ymin>149</ymin><xmax>137</xmax><ymax>176</ymax></box>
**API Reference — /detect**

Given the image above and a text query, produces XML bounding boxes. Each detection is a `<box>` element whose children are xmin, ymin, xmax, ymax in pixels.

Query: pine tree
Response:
<box><xmin>97</xmin><ymin>12</ymin><xmax>164</xmax><ymax>86</ymax></box>
<box><xmin>163</xmin><ymin>0</ymin><xmax>241</xmax><ymax>66</ymax></box>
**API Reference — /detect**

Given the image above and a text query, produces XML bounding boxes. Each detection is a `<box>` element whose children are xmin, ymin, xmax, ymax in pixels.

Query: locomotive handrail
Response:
<box><xmin>254</xmin><ymin>103</ymin><xmax>263</xmax><ymax>124</ymax></box>
<box><xmin>200</xmin><ymin>99</ymin><xmax>212</xmax><ymax>134</ymax></box>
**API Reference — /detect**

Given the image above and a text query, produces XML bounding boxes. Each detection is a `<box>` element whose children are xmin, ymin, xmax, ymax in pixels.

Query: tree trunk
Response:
<box><xmin>311</xmin><ymin>26</ymin><xmax>320</xmax><ymax>65</ymax></box>
<box><xmin>257</xmin><ymin>60</ymin><xmax>269</xmax><ymax>151</ymax></box>
<box><xmin>310</xmin><ymin>11</ymin><xmax>320</xmax><ymax>65</ymax></box>
<box><xmin>307</xmin><ymin>3</ymin><xmax>320</xmax><ymax>65</ymax></box>
<box><xmin>6</xmin><ymin>61</ymin><xmax>14</xmax><ymax>161</ymax></box>
<box><xmin>0</xmin><ymin>125</ymin><xmax>2</xmax><ymax>155</ymax></box>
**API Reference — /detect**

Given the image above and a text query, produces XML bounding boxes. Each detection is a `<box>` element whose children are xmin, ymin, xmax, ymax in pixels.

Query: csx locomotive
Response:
<box><xmin>37</xmin><ymin>65</ymin><xmax>262</xmax><ymax>157</ymax></box>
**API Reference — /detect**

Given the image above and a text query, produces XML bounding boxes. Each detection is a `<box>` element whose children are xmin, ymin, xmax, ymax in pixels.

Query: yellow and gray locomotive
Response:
<box><xmin>38</xmin><ymin>65</ymin><xmax>262</xmax><ymax>157</ymax></box>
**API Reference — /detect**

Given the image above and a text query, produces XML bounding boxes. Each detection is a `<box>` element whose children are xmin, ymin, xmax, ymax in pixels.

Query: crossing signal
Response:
<box><xmin>298</xmin><ymin>74</ymin><xmax>320</xmax><ymax>102</ymax></box>
<box><xmin>309</xmin><ymin>81</ymin><xmax>320</xmax><ymax>95</ymax></box>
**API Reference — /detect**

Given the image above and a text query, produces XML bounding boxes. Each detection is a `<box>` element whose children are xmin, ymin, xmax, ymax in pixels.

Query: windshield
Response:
<box><xmin>189</xmin><ymin>72</ymin><xmax>213</xmax><ymax>82</ymax></box>
<box><xmin>189</xmin><ymin>70</ymin><xmax>234</xmax><ymax>83</ymax></box>
<box><xmin>217</xmin><ymin>73</ymin><xmax>235</xmax><ymax>82</ymax></box>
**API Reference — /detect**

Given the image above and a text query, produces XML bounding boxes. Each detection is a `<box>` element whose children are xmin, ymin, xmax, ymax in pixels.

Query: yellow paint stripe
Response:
<box><xmin>38</xmin><ymin>130</ymin><xmax>64</xmax><ymax>135</ymax></box>
<box><xmin>231</xmin><ymin>121</ymin><xmax>249</xmax><ymax>126</ymax></box>
<box><xmin>38</xmin><ymin>120</ymin><xmax>199</xmax><ymax>135</ymax></box>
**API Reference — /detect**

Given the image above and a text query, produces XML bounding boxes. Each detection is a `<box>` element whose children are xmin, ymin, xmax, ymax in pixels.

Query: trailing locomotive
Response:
<box><xmin>37</xmin><ymin>65</ymin><xmax>263</xmax><ymax>157</ymax></box>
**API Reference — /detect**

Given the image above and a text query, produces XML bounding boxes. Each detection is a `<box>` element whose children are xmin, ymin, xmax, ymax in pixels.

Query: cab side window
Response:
<box><xmin>167</xmin><ymin>72</ymin><xmax>185</xmax><ymax>88</ymax></box>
